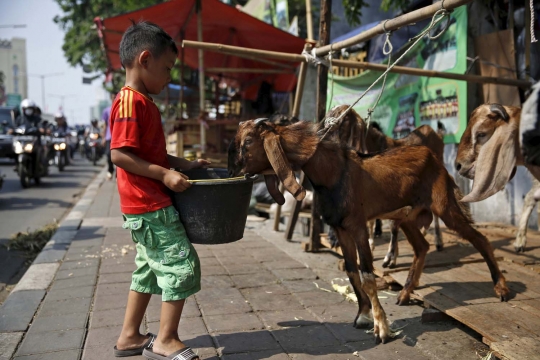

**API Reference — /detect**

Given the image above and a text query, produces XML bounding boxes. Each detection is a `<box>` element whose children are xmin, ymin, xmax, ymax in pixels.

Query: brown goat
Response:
<box><xmin>322</xmin><ymin>105</ymin><xmax>445</xmax><ymax>268</ymax></box>
<box><xmin>229</xmin><ymin>118</ymin><xmax>509</xmax><ymax>344</ymax></box>
<box><xmin>455</xmin><ymin>103</ymin><xmax>540</xmax><ymax>252</ymax></box>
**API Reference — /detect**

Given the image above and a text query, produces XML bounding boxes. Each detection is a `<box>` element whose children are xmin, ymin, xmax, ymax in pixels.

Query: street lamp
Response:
<box><xmin>48</xmin><ymin>93</ymin><xmax>77</xmax><ymax>111</ymax></box>
<box><xmin>29</xmin><ymin>73</ymin><xmax>63</xmax><ymax>111</ymax></box>
<box><xmin>0</xmin><ymin>24</ymin><xmax>27</xmax><ymax>28</ymax></box>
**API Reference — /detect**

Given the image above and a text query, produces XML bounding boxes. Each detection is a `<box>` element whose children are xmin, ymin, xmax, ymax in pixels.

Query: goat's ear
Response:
<box><xmin>489</xmin><ymin>104</ymin><xmax>510</xmax><ymax>122</ymax></box>
<box><xmin>461</xmin><ymin>121</ymin><xmax>518</xmax><ymax>202</ymax></box>
<box><xmin>262</xmin><ymin>131</ymin><xmax>306</xmax><ymax>201</ymax></box>
<box><xmin>264</xmin><ymin>174</ymin><xmax>285</xmax><ymax>205</ymax></box>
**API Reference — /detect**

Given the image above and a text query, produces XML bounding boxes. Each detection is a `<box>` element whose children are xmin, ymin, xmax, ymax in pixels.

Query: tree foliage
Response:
<box><xmin>53</xmin><ymin>0</ymin><xmax>166</xmax><ymax>73</ymax></box>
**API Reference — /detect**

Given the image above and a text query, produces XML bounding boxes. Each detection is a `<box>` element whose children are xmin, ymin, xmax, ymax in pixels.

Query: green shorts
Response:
<box><xmin>123</xmin><ymin>206</ymin><xmax>201</xmax><ymax>301</ymax></box>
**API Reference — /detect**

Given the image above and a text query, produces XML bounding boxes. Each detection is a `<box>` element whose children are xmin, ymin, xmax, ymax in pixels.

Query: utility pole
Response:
<box><xmin>309</xmin><ymin>0</ymin><xmax>332</xmax><ymax>252</ymax></box>
<box><xmin>48</xmin><ymin>93</ymin><xmax>77</xmax><ymax>111</ymax></box>
<box><xmin>29</xmin><ymin>73</ymin><xmax>63</xmax><ymax>110</ymax></box>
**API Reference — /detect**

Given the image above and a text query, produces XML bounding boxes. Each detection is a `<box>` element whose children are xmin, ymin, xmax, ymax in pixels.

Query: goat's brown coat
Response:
<box><xmin>229</xmin><ymin>119</ymin><xmax>510</xmax><ymax>344</ymax></box>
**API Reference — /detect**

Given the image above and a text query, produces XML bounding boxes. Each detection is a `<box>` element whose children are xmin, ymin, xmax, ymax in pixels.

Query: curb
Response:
<box><xmin>0</xmin><ymin>168</ymin><xmax>107</xmax><ymax>340</ymax></box>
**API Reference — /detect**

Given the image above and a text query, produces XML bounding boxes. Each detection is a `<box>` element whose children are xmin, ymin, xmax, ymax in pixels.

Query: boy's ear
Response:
<box><xmin>138</xmin><ymin>50</ymin><xmax>151</xmax><ymax>68</ymax></box>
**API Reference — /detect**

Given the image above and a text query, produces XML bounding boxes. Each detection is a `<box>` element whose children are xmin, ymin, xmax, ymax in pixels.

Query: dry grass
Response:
<box><xmin>3</xmin><ymin>222</ymin><xmax>58</xmax><ymax>260</ymax></box>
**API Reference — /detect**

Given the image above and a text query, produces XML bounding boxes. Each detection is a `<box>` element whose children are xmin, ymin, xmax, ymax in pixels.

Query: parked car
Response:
<box><xmin>0</xmin><ymin>106</ymin><xmax>20</xmax><ymax>160</ymax></box>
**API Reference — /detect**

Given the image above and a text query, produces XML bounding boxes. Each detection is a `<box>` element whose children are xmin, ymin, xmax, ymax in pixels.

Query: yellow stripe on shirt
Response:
<box><xmin>118</xmin><ymin>91</ymin><xmax>124</xmax><ymax>118</ymax></box>
<box><xmin>128</xmin><ymin>90</ymin><xmax>133</xmax><ymax>117</ymax></box>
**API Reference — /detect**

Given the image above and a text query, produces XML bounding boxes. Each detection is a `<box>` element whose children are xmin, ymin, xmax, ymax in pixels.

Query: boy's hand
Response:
<box><xmin>163</xmin><ymin>170</ymin><xmax>191</xmax><ymax>192</ymax></box>
<box><xmin>190</xmin><ymin>159</ymin><xmax>211</xmax><ymax>169</ymax></box>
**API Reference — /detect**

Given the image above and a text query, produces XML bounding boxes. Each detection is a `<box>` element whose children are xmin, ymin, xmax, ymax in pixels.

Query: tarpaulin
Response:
<box><xmin>97</xmin><ymin>0</ymin><xmax>305</xmax><ymax>100</ymax></box>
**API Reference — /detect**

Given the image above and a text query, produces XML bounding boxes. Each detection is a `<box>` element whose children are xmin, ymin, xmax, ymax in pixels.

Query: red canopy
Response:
<box><xmin>97</xmin><ymin>0</ymin><xmax>306</xmax><ymax>100</ymax></box>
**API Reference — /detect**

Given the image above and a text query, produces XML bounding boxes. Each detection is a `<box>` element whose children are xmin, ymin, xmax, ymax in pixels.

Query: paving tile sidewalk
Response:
<box><xmin>2</xmin><ymin>176</ymin><xmax>490</xmax><ymax>360</ymax></box>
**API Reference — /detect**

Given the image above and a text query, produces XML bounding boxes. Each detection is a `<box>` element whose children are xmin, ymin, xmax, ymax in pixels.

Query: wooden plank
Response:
<box><xmin>490</xmin><ymin>337</ymin><xmax>540</xmax><ymax>360</ymax></box>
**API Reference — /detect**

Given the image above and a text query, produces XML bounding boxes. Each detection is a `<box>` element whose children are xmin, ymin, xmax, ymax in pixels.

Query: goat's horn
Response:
<box><xmin>489</xmin><ymin>104</ymin><xmax>509</xmax><ymax>122</ymax></box>
<box><xmin>254</xmin><ymin>118</ymin><xmax>269</xmax><ymax>126</ymax></box>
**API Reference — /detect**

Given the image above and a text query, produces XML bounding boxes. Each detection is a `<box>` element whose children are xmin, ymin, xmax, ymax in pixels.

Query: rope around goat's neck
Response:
<box><xmin>318</xmin><ymin>2</ymin><xmax>453</xmax><ymax>142</ymax></box>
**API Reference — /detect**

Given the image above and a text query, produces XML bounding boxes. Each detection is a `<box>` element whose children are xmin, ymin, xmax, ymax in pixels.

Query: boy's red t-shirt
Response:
<box><xmin>110</xmin><ymin>86</ymin><xmax>172</xmax><ymax>214</ymax></box>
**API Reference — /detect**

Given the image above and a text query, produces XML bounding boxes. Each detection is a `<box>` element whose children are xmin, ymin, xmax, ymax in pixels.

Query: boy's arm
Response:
<box><xmin>112</xmin><ymin>147</ymin><xmax>191</xmax><ymax>192</ymax></box>
<box><xmin>167</xmin><ymin>154</ymin><xmax>211</xmax><ymax>170</ymax></box>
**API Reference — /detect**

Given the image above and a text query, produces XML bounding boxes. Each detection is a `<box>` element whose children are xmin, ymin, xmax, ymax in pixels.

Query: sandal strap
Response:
<box><xmin>171</xmin><ymin>347</ymin><xmax>198</xmax><ymax>360</ymax></box>
<box><xmin>145</xmin><ymin>333</ymin><xmax>157</xmax><ymax>349</ymax></box>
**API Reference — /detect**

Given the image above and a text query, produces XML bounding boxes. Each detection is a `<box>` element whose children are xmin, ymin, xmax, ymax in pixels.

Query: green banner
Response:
<box><xmin>327</xmin><ymin>6</ymin><xmax>468</xmax><ymax>144</ymax></box>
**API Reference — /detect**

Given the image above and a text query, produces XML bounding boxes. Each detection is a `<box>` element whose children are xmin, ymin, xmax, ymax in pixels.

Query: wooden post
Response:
<box><xmin>176</xmin><ymin>31</ymin><xmax>186</xmax><ymax>158</ymax></box>
<box><xmin>306</xmin><ymin>0</ymin><xmax>314</xmax><ymax>41</ymax></box>
<box><xmin>196</xmin><ymin>0</ymin><xmax>206</xmax><ymax>155</ymax></box>
<box><xmin>525</xmin><ymin>0</ymin><xmax>532</xmax><ymax>81</ymax></box>
<box><xmin>309</xmin><ymin>0</ymin><xmax>332</xmax><ymax>252</ymax></box>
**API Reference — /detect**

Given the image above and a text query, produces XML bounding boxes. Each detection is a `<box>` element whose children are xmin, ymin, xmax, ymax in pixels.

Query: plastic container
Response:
<box><xmin>172</xmin><ymin>168</ymin><xmax>257</xmax><ymax>245</ymax></box>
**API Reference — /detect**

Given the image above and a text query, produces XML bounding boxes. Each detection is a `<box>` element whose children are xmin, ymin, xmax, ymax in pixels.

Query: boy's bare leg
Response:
<box><xmin>116</xmin><ymin>290</ymin><xmax>152</xmax><ymax>350</ymax></box>
<box><xmin>152</xmin><ymin>299</ymin><xmax>198</xmax><ymax>357</ymax></box>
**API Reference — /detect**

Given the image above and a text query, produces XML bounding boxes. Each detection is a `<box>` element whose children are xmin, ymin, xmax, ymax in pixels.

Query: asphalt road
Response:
<box><xmin>0</xmin><ymin>153</ymin><xmax>102</xmax><ymax>301</ymax></box>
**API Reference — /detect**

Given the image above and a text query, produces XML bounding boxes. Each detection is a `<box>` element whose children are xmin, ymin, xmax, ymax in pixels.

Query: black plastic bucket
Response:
<box><xmin>172</xmin><ymin>168</ymin><xmax>257</xmax><ymax>245</ymax></box>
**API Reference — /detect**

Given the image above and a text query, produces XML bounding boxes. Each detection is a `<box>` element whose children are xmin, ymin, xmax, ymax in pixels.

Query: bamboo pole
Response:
<box><xmin>179</xmin><ymin>30</ymin><xmax>185</xmax><ymax>123</ymax></box>
<box><xmin>331</xmin><ymin>59</ymin><xmax>533</xmax><ymax>88</ymax></box>
<box><xmin>183</xmin><ymin>40</ymin><xmax>305</xmax><ymax>62</ymax></box>
<box><xmin>306</xmin><ymin>0</ymin><xmax>314</xmax><ymax>41</ymax></box>
<box><xmin>183</xmin><ymin>40</ymin><xmax>532</xmax><ymax>89</ymax></box>
<box><xmin>315</xmin><ymin>0</ymin><xmax>473</xmax><ymax>56</ymax></box>
<box><xmin>206</xmin><ymin>67</ymin><xmax>294</xmax><ymax>74</ymax></box>
<box><xmin>292</xmin><ymin>47</ymin><xmax>311</xmax><ymax>117</ymax></box>
<box><xmin>196</xmin><ymin>0</ymin><xmax>206</xmax><ymax>155</ymax></box>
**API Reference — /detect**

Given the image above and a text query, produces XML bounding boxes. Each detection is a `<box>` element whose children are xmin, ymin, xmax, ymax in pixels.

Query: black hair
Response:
<box><xmin>119</xmin><ymin>21</ymin><xmax>178</xmax><ymax>68</ymax></box>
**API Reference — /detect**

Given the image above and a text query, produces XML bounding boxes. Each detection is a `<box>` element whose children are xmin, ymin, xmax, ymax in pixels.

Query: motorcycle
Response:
<box><xmin>86</xmin><ymin>131</ymin><xmax>103</xmax><ymax>165</ymax></box>
<box><xmin>49</xmin><ymin>131</ymin><xmax>69</xmax><ymax>171</ymax></box>
<box><xmin>12</xmin><ymin>125</ymin><xmax>49</xmax><ymax>188</ymax></box>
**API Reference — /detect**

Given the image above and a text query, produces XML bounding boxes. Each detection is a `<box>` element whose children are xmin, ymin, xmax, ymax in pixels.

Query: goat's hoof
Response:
<box><xmin>382</xmin><ymin>259</ymin><xmax>390</xmax><ymax>268</ymax></box>
<box><xmin>436</xmin><ymin>244</ymin><xmax>444</xmax><ymax>252</ymax></box>
<box><xmin>514</xmin><ymin>245</ymin><xmax>525</xmax><ymax>253</ymax></box>
<box><xmin>495</xmin><ymin>282</ymin><xmax>510</xmax><ymax>302</ymax></box>
<box><xmin>396</xmin><ymin>293</ymin><xmax>410</xmax><ymax>306</ymax></box>
<box><xmin>354</xmin><ymin>313</ymin><xmax>374</xmax><ymax>329</ymax></box>
<box><xmin>374</xmin><ymin>230</ymin><xmax>382</xmax><ymax>238</ymax></box>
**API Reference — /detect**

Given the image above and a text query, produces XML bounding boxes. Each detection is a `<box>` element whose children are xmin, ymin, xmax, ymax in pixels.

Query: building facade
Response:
<box><xmin>0</xmin><ymin>38</ymin><xmax>28</xmax><ymax>107</ymax></box>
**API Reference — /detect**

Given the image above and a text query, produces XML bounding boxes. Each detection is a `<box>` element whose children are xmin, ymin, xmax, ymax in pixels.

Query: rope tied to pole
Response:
<box><xmin>363</xmin><ymin>20</ymin><xmax>394</xmax><ymax>146</ymax></box>
<box><xmin>318</xmin><ymin>1</ymin><xmax>452</xmax><ymax>142</ymax></box>
<box><xmin>531</xmin><ymin>0</ymin><xmax>538</xmax><ymax>43</ymax></box>
<box><xmin>302</xmin><ymin>47</ymin><xmax>330</xmax><ymax>67</ymax></box>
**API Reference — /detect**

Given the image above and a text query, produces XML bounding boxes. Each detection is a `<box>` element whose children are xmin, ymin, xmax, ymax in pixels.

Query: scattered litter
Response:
<box><xmin>266</xmin><ymin>291</ymin><xmax>272</xmax><ymax>294</ymax></box>
<box><xmin>353</xmin><ymin>351</ymin><xmax>360</xmax><ymax>357</ymax></box>
<box><xmin>381</xmin><ymin>291</ymin><xmax>397</xmax><ymax>296</ymax></box>
<box><xmin>481</xmin><ymin>351</ymin><xmax>494</xmax><ymax>360</ymax></box>
<box><xmin>68</xmin><ymin>273</ymin><xmax>73</xmax><ymax>277</ymax></box>
<box><xmin>294</xmin><ymin>317</ymin><xmax>303</xmax><ymax>320</ymax></box>
<box><xmin>378</xmin><ymin>296</ymin><xmax>388</xmax><ymax>299</ymax></box>
<box><xmin>313</xmin><ymin>282</ymin><xmax>332</xmax><ymax>293</ymax></box>
<box><xmin>121</xmin><ymin>248</ymin><xmax>129</xmax><ymax>255</ymax></box>
<box><xmin>501</xmin><ymin>334</ymin><xmax>508</xmax><ymax>338</ymax></box>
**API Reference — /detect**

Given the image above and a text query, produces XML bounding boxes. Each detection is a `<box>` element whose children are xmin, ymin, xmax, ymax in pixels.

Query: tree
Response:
<box><xmin>53</xmin><ymin>0</ymin><xmax>166</xmax><ymax>74</ymax></box>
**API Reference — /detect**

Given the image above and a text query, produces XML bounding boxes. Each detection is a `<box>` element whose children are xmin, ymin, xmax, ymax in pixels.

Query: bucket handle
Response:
<box><xmin>244</xmin><ymin>174</ymin><xmax>258</xmax><ymax>181</ymax></box>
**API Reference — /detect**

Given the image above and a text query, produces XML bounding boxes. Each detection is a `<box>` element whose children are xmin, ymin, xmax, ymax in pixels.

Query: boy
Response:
<box><xmin>111</xmin><ymin>21</ymin><xmax>207</xmax><ymax>360</ymax></box>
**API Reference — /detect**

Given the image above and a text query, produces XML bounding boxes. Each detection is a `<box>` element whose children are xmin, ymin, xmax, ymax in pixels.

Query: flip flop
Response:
<box><xmin>113</xmin><ymin>332</ymin><xmax>157</xmax><ymax>357</ymax></box>
<box><xmin>143</xmin><ymin>346</ymin><xmax>199</xmax><ymax>360</ymax></box>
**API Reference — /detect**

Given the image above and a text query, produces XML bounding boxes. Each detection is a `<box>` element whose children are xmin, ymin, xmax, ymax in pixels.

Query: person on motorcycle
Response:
<box><xmin>16</xmin><ymin>99</ymin><xmax>43</xmax><ymax>130</ymax></box>
<box><xmin>53</xmin><ymin>112</ymin><xmax>69</xmax><ymax>134</ymax></box>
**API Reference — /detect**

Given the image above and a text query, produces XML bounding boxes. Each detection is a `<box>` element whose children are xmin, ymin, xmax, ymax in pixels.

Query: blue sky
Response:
<box><xmin>0</xmin><ymin>0</ymin><xmax>105</xmax><ymax>125</ymax></box>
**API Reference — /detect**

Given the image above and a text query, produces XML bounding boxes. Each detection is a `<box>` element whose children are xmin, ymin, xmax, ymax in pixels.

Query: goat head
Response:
<box><xmin>228</xmin><ymin>119</ymin><xmax>306</xmax><ymax>205</ymax></box>
<box><xmin>455</xmin><ymin>103</ymin><xmax>520</xmax><ymax>202</ymax></box>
